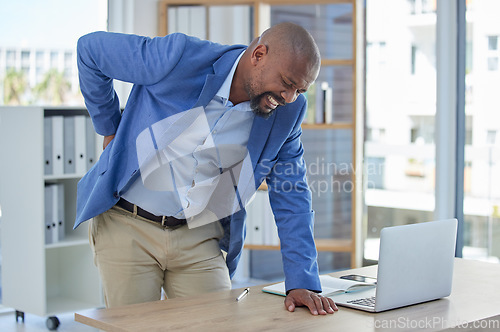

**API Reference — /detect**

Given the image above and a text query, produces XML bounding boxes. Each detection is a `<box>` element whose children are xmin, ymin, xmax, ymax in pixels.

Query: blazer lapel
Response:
<box><xmin>193</xmin><ymin>48</ymin><xmax>246</xmax><ymax>109</ymax></box>
<box><xmin>193</xmin><ymin>73</ymin><xmax>225</xmax><ymax>108</ymax></box>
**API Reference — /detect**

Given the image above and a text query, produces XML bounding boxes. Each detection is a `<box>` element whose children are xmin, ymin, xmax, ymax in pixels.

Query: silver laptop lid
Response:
<box><xmin>375</xmin><ymin>219</ymin><xmax>458</xmax><ymax>312</ymax></box>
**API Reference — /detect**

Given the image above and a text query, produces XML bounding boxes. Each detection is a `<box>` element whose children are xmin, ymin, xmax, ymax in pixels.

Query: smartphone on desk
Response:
<box><xmin>340</xmin><ymin>274</ymin><xmax>377</xmax><ymax>284</ymax></box>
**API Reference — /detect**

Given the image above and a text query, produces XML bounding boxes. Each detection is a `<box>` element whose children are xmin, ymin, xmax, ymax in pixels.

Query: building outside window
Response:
<box><xmin>487</xmin><ymin>35</ymin><xmax>499</xmax><ymax>71</ymax></box>
<box><xmin>365</xmin><ymin>0</ymin><xmax>500</xmax><ymax>264</ymax></box>
<box><xmin>0</xmin><ymin>0</ymin><xmax>106</xmax><ymax>107</ymax></box>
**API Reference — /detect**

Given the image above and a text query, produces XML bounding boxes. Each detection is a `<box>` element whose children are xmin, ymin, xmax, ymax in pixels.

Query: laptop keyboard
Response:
<box><xmin>347</xmin><ymin>296</ymin><xmax>376</xmax><ymax>308</ymax></box>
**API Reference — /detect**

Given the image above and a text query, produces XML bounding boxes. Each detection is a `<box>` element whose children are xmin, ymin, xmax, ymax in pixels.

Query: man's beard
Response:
<box><xmin>249</xmin><ymin>92</ymin><xmax>284</xmax><ymax>119</ymax></box>
<box><xmin>244</xmin><ymin>79</ymin><xmax>284</xmax><ymax>119</ymax></box>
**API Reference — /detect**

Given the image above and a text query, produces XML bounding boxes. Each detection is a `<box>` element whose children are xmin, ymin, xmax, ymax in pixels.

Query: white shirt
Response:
<box><xmin>122</xmin><ymin>53</ymin><xmax>255</xmax><ymax>218</ymax></box>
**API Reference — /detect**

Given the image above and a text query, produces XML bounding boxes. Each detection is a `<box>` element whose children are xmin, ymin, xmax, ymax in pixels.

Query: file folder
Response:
<box><xmin>63</xmin><ymin>116</ymin><xmax>76</xmax><ymax>174</ymax></box>
<box><xmin>261</xmin><ymin>192</ymin><xmax>279</xmax><ymax>246</ymax></box>
<box><xmin>44</xmin><ymin>185</ymin><xmax>53</xmax><ymax>245</ymax></box>
<box><xmin>245</xmin><ymin>195</ymin><xmax>256</xmax><ymax>245</ymax></box>
<box><xmin>324</xmin><ymin>86</ymin><xmax>333</xmax><ymax>124</ymax></box>
<box><xmin>85</xmin><ymin>117</ymin><xmax>96</xmax><ymax>171</ymax></box>
<box><xmin>44</xmin><ymin>117</ymin><xmax>53</xmax><ymax>175</ymax></box>
<box><xmin>315</xmin><ymin>83</ymin><xmax>325</xmax><ymax>124</ymax></box>
<box><xmin>44</xmin><ymin>184</ymin><xmax>65</xmax><ymax>244</ymax></box>
<box><xmin>55</xmin><ymin>183</ymin><xmax>65</xmax><ymax>242</ymax></box>
<box><xmin>51</xmin><ymin>185</ymin><xmax>58</xmax><ymax>244</ymax></box>
<box><xmin>51</xmin><ymin>116</ymin><xmax>64</xmax><ymax>175</ymax></box>
<box><xmin>74</xmin><ymin>115</ymin><xmax>87</xmax><ymax>174</ymax></box>
<box><xmin>246</xmin><ymin>192</ymin><xmax>264</xmax><ymax>245</ymax></box>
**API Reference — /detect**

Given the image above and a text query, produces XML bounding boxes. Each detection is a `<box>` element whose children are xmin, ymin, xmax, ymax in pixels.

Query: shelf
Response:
<box><xmin>47</xmin><ymin>297</ymin><xmax>102</xmax><ymax>316</ymax></box>
<box><xmin>44</xmin><ymin>173</ymin><xmax>86</xmax><ymax>181</ymax></box>
<box><xmin>244</xmin><ymin>239</ymin><xmax>352</xmax><ymax>252</ymax></box>
<box><xmin>301</xmin><ymin>123</ymin><xmax>353</xmax><ymax>130</ymax></box>
<box><xmin>321</xmin><ymin>59</ymin><xmax>354</xmax><ymax>66</ymax></box>
<box><xmin>157</xmin><ymin>0</ymin><xmax>361</xmax><ymax>271</ymax></box>
<box><xmin>314</xmin><ymin>239</ymin><xmax>352</xmax><ymax>252</ymax></box>
<box><xmin>244</xmin><ymin>244</ymin><xmax>280</xmax><ymax>250</ymax></box>
<box><xmin>45</xmin><ymin>235</ymin><xmax>89</xmax><ymax>249</ymax></box>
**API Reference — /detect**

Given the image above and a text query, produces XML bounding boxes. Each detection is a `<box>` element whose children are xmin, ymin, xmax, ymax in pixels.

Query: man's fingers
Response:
<box><xmin>328</xmin><ymin>297</ymin><xmax>339</xmax><ymax>312</ymax></box>
<box><xmin>285</xmin><ymin>289</ymin><xmax>338</xmax><ymax>315</ymax></box>
<box><xmin>321</xmin><ymin>296</ymin><xmax>337</xmax><ymax>313</ymax></box>
<box><xmin>284</xmin><ymin>296</ymin><xmax>295</xmax><ymax>312</ymax></box>
<box><xmin>300</xmin><ymin>293</ymin><xmax>321</xmax><ymax>315</ymax></box>
<box><xmin>311</xmin><ymin>293</ymin><xmax>327</xmax><ymax>315</ymax></box>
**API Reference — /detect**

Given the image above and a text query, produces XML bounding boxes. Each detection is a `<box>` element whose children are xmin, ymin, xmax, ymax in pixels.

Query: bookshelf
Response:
<box><xmin>0</xmin><ymin>107</ymin><xmax>103</xmax><ymax>329</ymax></box>
<box><xmin>158</xmin><ymin>0</ymin><xmax>363</xmax><ymax>269</ymax></box>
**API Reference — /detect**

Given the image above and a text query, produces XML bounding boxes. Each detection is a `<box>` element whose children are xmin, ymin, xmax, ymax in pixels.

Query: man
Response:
<box><xmin>75</xmin><ymin>22</ymin><xmax>338</xmax><ymax>315</ymax></box>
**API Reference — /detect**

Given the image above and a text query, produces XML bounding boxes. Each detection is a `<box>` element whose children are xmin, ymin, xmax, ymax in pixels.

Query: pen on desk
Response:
<box><xmin>236</xmin><ymin>288</ymin><xmax>250</xmax><ymax>301</ymax></box>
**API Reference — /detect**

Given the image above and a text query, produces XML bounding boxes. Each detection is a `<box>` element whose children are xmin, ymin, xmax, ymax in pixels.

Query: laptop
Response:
<box><xmin>329</xmin><ymin>218</ymin><xmax>458</xmax><ymax>312</ymax></box>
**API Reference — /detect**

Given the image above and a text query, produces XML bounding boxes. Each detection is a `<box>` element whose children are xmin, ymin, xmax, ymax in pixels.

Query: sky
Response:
<box><xmin>0</xmin><ymin>0</ymin><xmax>107</xmax><ymax>49</ymax></box>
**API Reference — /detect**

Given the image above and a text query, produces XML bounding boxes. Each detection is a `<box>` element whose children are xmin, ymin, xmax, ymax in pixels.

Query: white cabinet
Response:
<box><xmin>0</xmin><ymin>106</ymin><xmax>103</xmax><ymax>326</ymax></box>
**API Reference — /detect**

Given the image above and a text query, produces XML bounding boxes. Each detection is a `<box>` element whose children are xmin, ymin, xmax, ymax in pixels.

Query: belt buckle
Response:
<box><xmin>161</xmin><ymin>215</ymin><xmax>183</xmax><ymax>230</ymax></box>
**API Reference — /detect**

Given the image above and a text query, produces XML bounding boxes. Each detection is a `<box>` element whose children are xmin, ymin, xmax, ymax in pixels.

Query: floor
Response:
<box><xmin>0</xmin><ymin>309</ymin><xmax>98</xmax><ymax>332</ymax></box>
<box><xmin>0</xmin><ymin>279</ymin><xmax>266</xmax><ymax>331</ymax></box>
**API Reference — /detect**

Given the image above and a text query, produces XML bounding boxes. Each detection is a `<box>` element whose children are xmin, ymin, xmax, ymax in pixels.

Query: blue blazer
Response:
<box><xmin>75</xmin><ymin>31</ymin><xmax>321</xmax><ymax>292</ymax></box>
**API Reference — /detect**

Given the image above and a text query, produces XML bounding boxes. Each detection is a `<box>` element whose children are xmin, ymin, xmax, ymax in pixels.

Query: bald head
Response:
<box><xmin>256</xmin><ymin>22</ymin><xmax>321</xmax><ymax>73</ymax></box>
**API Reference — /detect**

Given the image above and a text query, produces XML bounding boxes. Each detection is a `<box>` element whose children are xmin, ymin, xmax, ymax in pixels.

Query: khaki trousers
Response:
<box><xmin>89</xmin><ymin>205</ymin><xmax>231</xmax><ymax>308</ymax></box>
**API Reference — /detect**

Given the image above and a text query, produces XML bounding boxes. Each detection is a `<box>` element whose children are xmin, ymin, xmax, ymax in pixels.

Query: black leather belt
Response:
<box><xmin>116</xmin><ymin>198</ymin><xmax>187</xmax><ymax>228</ymax></box>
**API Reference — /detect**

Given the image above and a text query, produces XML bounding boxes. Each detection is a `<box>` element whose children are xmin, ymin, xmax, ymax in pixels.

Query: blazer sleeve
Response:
<box><xmin>267</xmin><ymin>98</ymin><xmax>322</xmax><ymax>293</ymax></box>
<box><xmin>76</xmin><ymin>31</ymin><xmax>187</xmax><ymax>136</ymax></box>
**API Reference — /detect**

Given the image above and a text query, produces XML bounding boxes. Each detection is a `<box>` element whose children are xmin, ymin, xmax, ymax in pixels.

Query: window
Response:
<box><xmin>488</xmin><ymin>36</ymin><xmax>498</xmax><ymax>50</ymax></box>
<box><xmin>487</xmin><ymin>35</ymin><xmax>499</xmax><ymax>71</ymax></box>
<box><xmin>21</xmin><ymin>51</ymin><xmax>30</xmax><ymax>66</ymax></box>
<box><xmin>408</xmin><ymin>0</ymin><xmax>436</xmax><ymax>15</ymax></box>
<box><xmin>486</xmin><ymin>130</ymin><xmax>497</xmax><ymax>145</ymax></box>
<box><xmin>365</xmin><ymin>0</ymin><xmax>436</xmax><ymax>262</ymax></box>
<box><xmin>366</xmin><ymin>0</ymin><xmax>500</xmax><ymax>265</ymax></box>
<box><xmin>0</xmin><ymin>0</ymin><xmax>107</xmax><ymax>107</ymax></box>
<box><xmin>21</xmin><ymin>50</ymin><xmax>30</xmax><ymax>76</ymax></box>
<box><xmin>465</xmin><ymin>3</ymin><xmax>500</xmax><ymax>262</ymax></box>
<box><xmin>6</xmin><ymin>50</ymin><xmax>16</xmax><ymax>68</ymax></box>
<box><xmin>411</xmin><ymin>44</ymin><xmax>417</xmax><ymax>74</ymax></box>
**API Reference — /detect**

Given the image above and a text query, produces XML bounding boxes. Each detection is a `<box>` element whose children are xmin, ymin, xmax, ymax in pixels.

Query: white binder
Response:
<box><xmin>55</xmin><ymin>184</ymin><xmax>65</xmax><ymax>242</ymax></box>
<box><xmin>44</xmin><ymin>184</ymin><xmax>65</xmax><ymax>244</ymax></box>
<box><xmin>74</xmin><ymin>115</ymin><xmax>87</xmax><ymax>174</ymax></box>
<box><xmin>315</xmin><ymin>83</ymin><xmax>325</xmax><ymax>124</ymax></box>
<box><xmin>44</xmin><ymin>185</ymin><xmax>53</xmax><ymax>245</ymax></box>
<box><xmin>261</xmin><ymin>193</ymin><xmax>279</xmax><ymax>246</ymax></box>
<box><xmin>63</xmin><ymin>116</ymin><xmax>76</xmax><ymax>174</ymax></box>
<box><xmin>51</xmin><ymin>116</ymin><xmax>64</xmax><ymax>175</ymax></box>
<box><xmin>245</xmin><ymin>196</ymin><xmax>256</xmax><ymax>245</ymax></box>
<box><xmin>324</xmin><ymin>86</ymin><xmax>333</xmax><ymax>124</ymax></box>
<box><xmin>43</xmin><ymin>117</ymin><xmax>53</xmax><ymax>175</ymax></box>
<box><xmin>247</xmin><ymin>192</ymin><xmax>265</xmax><ymax>245</ymax></box>
<box><xmin>85</xmin><ymin>117</ymin><xmax>96</xmax><ymax>171</ymax></box>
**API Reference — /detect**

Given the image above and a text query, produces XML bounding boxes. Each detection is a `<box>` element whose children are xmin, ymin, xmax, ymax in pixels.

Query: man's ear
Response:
<box><xmin>251</xmin><ymin>44</ymin><xmax>268</xmax><ymax>65</ymax></box>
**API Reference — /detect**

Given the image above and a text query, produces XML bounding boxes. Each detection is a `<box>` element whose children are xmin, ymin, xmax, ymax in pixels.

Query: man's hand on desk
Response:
<box><xmin>285</xmin><ymin>289</ymin><xmax>338</xmax><ymax>315</ymax></box>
